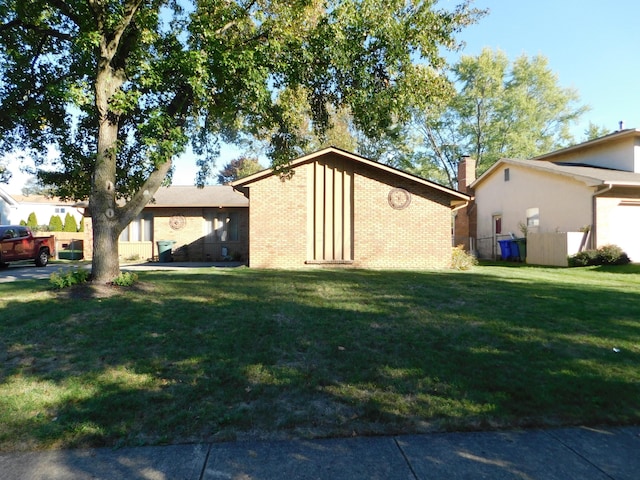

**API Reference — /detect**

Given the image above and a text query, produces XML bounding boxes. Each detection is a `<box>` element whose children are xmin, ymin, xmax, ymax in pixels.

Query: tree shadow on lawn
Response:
<box><xmin>1</xmin><ymin>267</ymin><xmax>639</xmax><ymax>451</ymax></box>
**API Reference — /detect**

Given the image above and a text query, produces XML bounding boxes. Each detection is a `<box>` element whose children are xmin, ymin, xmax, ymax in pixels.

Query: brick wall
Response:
<box><xmin>245</xmin><ymin>154</ymin><xmax>455</xmax><ymax>269</ymax></box>
<box><xmin>246</xmin><ymin>167</ymin><xmax>309</xmax><ymax>268</ymax></box>
<box><xmin>151</xmin><ymin>207</ymin><xmax>248</xmax><ymax>262</ymax></box>
<box><xmin>82</xmin><ymin>216</ymin><xmax>93</xmax><ymax>260</ymax></box>
<box><xmin>351</xmin><ymin>165</ymin><xmax>453</xmax><ymax>269</ymax></box>
<box><xmin>81</xmin><ymin>208</ymin><xmax>249</xmax><ymax>263</ymax></box>
<box><xmin>453</xmin><ymin>157</ymin><xmax>476</xmax><ymax>252</ymax></box>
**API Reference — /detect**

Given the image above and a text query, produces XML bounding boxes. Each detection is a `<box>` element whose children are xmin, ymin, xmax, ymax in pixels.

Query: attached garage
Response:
<box><xmin>608</xmin><ymin>201</ymin><xmax>640</xmax><ymax>262</ymax></box>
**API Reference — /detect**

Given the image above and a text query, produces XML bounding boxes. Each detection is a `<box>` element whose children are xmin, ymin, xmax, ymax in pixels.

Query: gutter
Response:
<box><xmin>451</xmin><ymin>199</ymin><xmax>471</xmax><ymax>212</ymax></box>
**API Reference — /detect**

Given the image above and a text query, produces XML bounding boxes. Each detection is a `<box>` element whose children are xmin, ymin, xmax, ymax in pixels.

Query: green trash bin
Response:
<box><xmin>156</xmin><ymin>240</ymin><xmax>176</xmax><ymax>262</ymax></box>
<box><xmin>515</xmin><ymin>238</ymin><xmax>527</xmax><ymax>262</ymax></box>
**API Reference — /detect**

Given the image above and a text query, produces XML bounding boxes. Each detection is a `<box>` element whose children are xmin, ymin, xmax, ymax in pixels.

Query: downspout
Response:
<box><xmin>451</xmin><ymin>200</ymin><xmax>470</xmax><ymax>213</ymax></box>
<box><xmin>591</xmin><ymin>183</ymin><xmax>613</xmax><ymax>250</ymax></box>
<box><xmin>451</xmin><ymin>198</ymin><xmax>472</xmax><ymax>251</ymax></box>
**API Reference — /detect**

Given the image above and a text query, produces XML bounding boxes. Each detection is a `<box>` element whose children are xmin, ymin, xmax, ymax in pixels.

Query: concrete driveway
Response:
<box><xmin>0</xmin><ymin>262</ymin><xmax>85</xmax><ymax>283</ymax></box>
<box><xmin>0</xmin><ymin>261</ymin><xmax>243</xmax><ymax>283</ymax></box>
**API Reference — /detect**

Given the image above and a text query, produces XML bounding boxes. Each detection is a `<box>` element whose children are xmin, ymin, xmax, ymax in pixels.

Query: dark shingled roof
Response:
<box><xmin>147</xmin><ymin>186</ymin><xmax>248</xmax><ymax>208</ymax></box>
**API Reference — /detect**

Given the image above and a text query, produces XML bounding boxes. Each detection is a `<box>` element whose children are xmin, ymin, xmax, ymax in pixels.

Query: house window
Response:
<box><xmin>526</xmin><ymin>208</ymin><xmax>539</xmax><ymax>227</ymax></box>
<box><xmin>120</xmin><ymin>213</ymin><xmax>153</xmax><ymax>242</ymax></box>
<box><xmin>55</xmin><ymin>207</ymin><xmax>66</xmax><ymax>214</ymax></box>
<box><xmin>206</xmin><ymin>212</ymin><xmax>238</xmax><ymax>242</ymax></box>
<box><xmin>504</xmin><ymin>168</ymin><xmax>510</xmax><ymax>181</ymax></box>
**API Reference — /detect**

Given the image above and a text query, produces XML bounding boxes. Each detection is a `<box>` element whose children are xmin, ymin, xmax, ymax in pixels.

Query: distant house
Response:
<box><xmin>0</xmin><ymin>185</ymin><xmax>83</xmax><ymax>227</ymax></box>
<box><xmin>458</xmin><ymin>129</ymin><xmax>640</xmax><ymax>264</ymax></box>
<box><xmin>0</xmin><ymin>186</ymin><xmax>19</xmax><ymax>225</ymax></box>
<box><xmin>84</xmin><ymin>186</ymin><xmax>249</xmax><ymax>262</ymax></box>
<box><xmin>231</xmin><ymin>147</ymin><xmax>470</xmax><ymax>269</ymax></box>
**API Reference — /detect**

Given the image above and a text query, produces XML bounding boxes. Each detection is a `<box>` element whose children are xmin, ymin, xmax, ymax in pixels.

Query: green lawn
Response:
<box><xmin>1</xmin><ymin>264</ymin><xmax>639</xmax><ymax>451</ymax></box>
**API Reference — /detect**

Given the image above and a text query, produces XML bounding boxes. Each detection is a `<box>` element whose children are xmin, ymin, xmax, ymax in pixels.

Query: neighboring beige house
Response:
<box><xmin>231</xmin><ymin>147</ymin><xmax>470</xmax><ymax>269</ymax></box>
<box><xmin>83</xmin><ymin>186</ymin><xmax>249</xmax><ymax>262</ymax></box>
<box><xmin>459</xmin><ymin>129</ymin><xmax>640</xmax><ymax>264</ymax></box>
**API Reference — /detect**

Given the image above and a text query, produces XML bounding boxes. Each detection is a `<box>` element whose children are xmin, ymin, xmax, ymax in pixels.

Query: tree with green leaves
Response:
<box><xmin>217</xmin><ymin>157</ymin><xmax>263</xmax><ymax>185</ymax></box>
<box><xmin>64</xmin><ymin>212</ymin><xmax>79</xmax><ymax>232</ymax></box>
<box><xmin>255</xmin><ymin>86</ymin><xmax>360</xmax><ymax>155</ymax></box>
<box><xmin>584</xmin><ymin>122</ymin><xmax>612</xmax><ymax>141</ymax></box>
<box><xmin>0</xmin><ymin>0</ymin><xmax>482</xmax><ymax>282</ymax></box>
<box><xmin>49</xmin><ymin>215</ymin><xmax>64</xmax><ymax>232</ymax></box>
<box><xmin>0</xmin><ymin>160</ymin><xmax>10</xmax><ymax>184</ymax></box>
<box><xmin>26</xmin><ymin>212</ymin><xmax>38</xmax><ymax>229</ymax></box>
<box><xmin>414</xmin><ymin>48</ymin><xmax>588</xmax><ymax>188</ymax></box>
<box><xmin>21</xmin><ymin>176</ymin><xmax>55</xmax><ymax>197</ymax></box>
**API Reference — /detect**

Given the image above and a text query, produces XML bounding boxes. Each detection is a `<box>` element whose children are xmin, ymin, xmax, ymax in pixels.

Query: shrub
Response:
<box><xmin>568</xmin><ymin>250</ymin><xmax>599</xmax><ymax>267</ymax></box>
<box><xmin>48</xmin><ymin>215</ymin><xmax>64</xmax><ymax>232</ymax></box>
<box><xmin>49</xmin><ymin>268</ymin><xmax>90</xmax><ymax>289</ymax></box>
<box><xmin>63</xmin><ymin>213</ymin><xmax>79</xmax><ymax>232</ymax></box>
<box><xmin>26</xmin><ymin>212</ymin><xmax>38</xmax><ymax>229</ymax></box>
<box><xmin>568</xmin><ymin>245</ymin><xmax>630</xmax><ymax>267</ymax></box>
<box><xmin>112</xmin><ymin>271</ymin><xmax>138</xmax><ymax>287</ymax></box>
<box><xmin>597</xmin><ymin>244</ymin><xmax>631</xmax><ymax>265</ymax></box>
<box><xmin>451</xmin><ymin>245</ymin><xmax>478</xmax><ymax>270</ymax></box>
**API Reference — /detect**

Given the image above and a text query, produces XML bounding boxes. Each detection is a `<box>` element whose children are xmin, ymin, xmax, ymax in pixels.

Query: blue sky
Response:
<box><xmin>168</xmin><ymin>0</ymin><xmax>640</xmax><ymax>183</ymax></box>
<box><xmin>6</xmin><ymin>1</ymin><xmax>639</xmax><ymax>190</ymax></box>
<box><xmin>453</xmin><ymin>0</ymin><xmax>640</xmax><ymax>134</ymax></box>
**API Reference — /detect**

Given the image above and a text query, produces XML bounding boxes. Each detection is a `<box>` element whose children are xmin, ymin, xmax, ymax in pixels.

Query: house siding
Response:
<box><xmin>595</xmin><ymin>189</ymin><xmax>640</xmax><ymax>261</ymax></box>
<box><xmin>474</xmin><ymin>163</ymin><xmax>593</xmax><ymax>259</ymax></box>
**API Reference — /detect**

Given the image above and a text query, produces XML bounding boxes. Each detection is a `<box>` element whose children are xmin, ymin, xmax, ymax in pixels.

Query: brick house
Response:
<box><xmin>82</xmin><ymin>186</ymin><xmax>249</xmax><ymax>262</ymax></box>
<box><xmin>231</xmin><ymin>147</ymin><xmax>470</xmax><ymax>269</ymax></box>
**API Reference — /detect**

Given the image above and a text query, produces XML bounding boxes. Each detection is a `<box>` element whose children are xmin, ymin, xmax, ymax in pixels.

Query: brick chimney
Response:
<box><xmin>457</xmin><ymin>155</ymin><xmax>476</xmax><ymax>194</ymax></box>
<box><xmin>454</xmin><ymin>156</ymin><xmax>477</xmax><ymax>254</ymax></box>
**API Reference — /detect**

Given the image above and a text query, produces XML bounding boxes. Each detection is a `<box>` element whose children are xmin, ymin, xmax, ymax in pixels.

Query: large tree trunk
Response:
<box><xmin>88</xmin><ymin>1</ymin><xmax>179</xmax><ymax>283</ymax></box>
<box><xmin>91</xmin><ymin>67</ymin><xmax>122</xmax><ymax>283</ymax></box>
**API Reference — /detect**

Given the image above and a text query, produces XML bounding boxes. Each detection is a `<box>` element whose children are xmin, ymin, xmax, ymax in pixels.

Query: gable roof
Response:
<box><xmin>147</xmin><ymin>185</ymin><xmax>248</xmax><ymax>208</ymax></box>
<box><xmin>8</xmin><ymin>193</ymin><xmax>76</xmax><ymax>206</ymax></box>
<box><xmin>231</xmin><ymin>147</ymin><xmax>471</xmax><ymax>203</ymax></box>
<box><xmin>0</xmin><ymin>185</ymin><xmax>18</xmax><ymax>206</ymax></box>
<box><xmin>472</xmin><ymin>157</ymin><xmax>640</xmax><ymax>189</ymax></box>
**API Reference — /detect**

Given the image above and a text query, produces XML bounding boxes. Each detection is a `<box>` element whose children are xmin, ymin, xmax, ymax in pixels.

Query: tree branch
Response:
<box><xmin>0</xmin><ymin>18</ymin><xmax>74</xmax><ymax>42</ymax></box>
<box><xmin>47</xmin><ymin>0</ymin><xmax>82</xmax><ymax>27</ymax></box>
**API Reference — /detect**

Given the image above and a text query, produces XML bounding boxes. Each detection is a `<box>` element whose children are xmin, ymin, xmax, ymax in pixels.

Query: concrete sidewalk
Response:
<box><xmin>1</xmin><ymin>426</ymin><xmax>638</xmax><ymax>479</ymax></box>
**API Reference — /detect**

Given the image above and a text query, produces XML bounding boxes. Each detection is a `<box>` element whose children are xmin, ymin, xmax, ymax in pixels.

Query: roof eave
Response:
<box><xmin>471</xmin><ymin>158</ymin><xmax>611</xmax><ymax>189</ymax></box>
<box><xmin>231</xmin><ymin>147</ymin><xmax>471</xmax><ymax>203</ymax></box>
<box><xmin>532</xmin><ymin>128</ymin><xmax>640</xmax><ymax>161</ymax></box>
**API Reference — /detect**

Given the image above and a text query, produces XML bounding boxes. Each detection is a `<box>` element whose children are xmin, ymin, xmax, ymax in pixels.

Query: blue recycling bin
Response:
<box><xmin>498</xmin><ymin>240</ymin><xmax>512</xmax><ymax>260</ymax></box>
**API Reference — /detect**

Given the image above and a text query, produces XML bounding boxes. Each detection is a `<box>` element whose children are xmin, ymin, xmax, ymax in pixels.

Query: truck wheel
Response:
<box><xmin>35</xmin><ymin>249</ymin><xmax>49</xmax><ymax>267</ymax></box>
